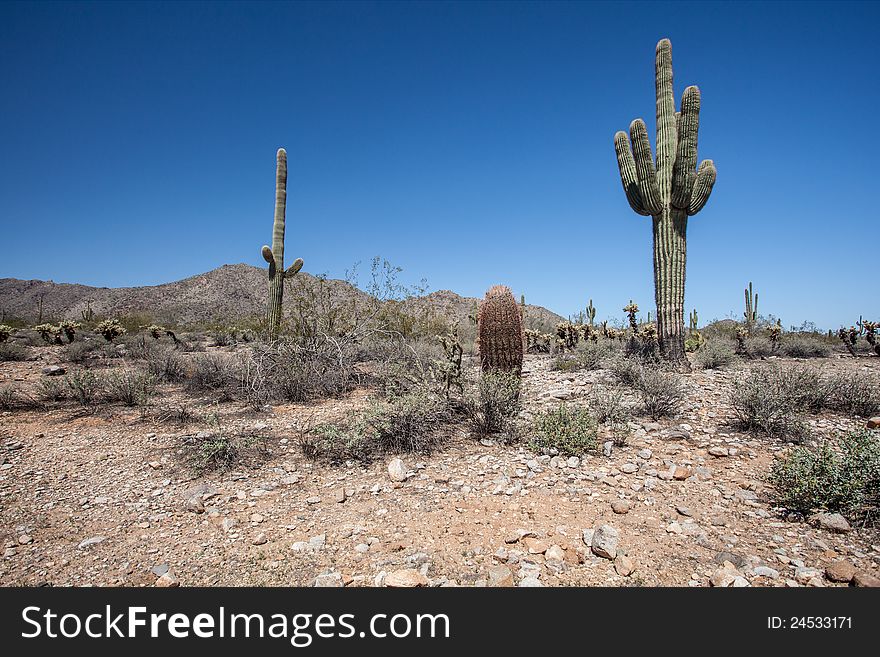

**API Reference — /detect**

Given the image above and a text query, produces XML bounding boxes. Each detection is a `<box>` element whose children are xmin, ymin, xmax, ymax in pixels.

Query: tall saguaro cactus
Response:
<box><xmin>614</xmin><ymin>38</ymin><xmax>717</xmax><ymax>366</ymax></box>
<box><xmin>261</xmin><ymin>148</ymin><xmax>304</xmax><ymax>338</ymax></box>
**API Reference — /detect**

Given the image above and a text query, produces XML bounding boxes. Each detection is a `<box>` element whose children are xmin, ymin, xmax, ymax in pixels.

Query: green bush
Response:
<box><xmin>65</xmin><ymin>370</ymin><xmax>101</xmax><ymax>406</ymax></box>
<box><xmin>0</xmin><ymin>342</ymin><xmax>29</xmax><ymax>362</ymax></box>
<box><xmin>693</xmin><ymin>338</ymin><xmax>736</xmax><ymax>369</ymax></box>
<box><xmin>729</xmin><ymin>367</ymin><xmax>809</xmax><ymax>441</ymax></box>
<box><xmin>531</xmin><ymin>403</ymin><xmax>597</xmax><ymax>456</ymax></box>
<box><xmin>781</xmin><ymin>335</ymin><xmax>831</xmax><ymax>358</ymax></box>
<box><xmin>550</xmin><ymin>355</ymin><xmax>582</xmax><ymax>373</ymax></box>
<box><xmin>179</xmin><ymin>418</ymin><xmax>268</xmax><ymax>474</ymax></box>
<box><xmin>825</xmin><ymin>371</ymin><xmax>880</xmax><ymax>417</ymax></box>
<box><xmin>103</xmin><ymin>368</ymin><xmax>156</xmax><ymax>406</ymax></box>
<box><xmin>769</xmin><ymin>430</ymin><xmax>880</xmax><ymax>523</ymax></box>
<box><xmin>462</xmin><ymin>372</ymin><xmax>522</xmax><ymax>440</ymax></box>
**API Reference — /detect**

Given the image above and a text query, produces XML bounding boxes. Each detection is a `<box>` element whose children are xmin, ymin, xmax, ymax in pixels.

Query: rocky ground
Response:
<box><xmin>2</xmin><ymin>347</ymin><xmax>879</xmax><ymax>588</ymax></box>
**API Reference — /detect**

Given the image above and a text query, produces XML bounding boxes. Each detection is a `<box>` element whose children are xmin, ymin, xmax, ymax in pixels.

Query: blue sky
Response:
<box><xmin>1</xmin><ymin>1</ymin><xmax>877</xmax><ymax>329</ymax></box>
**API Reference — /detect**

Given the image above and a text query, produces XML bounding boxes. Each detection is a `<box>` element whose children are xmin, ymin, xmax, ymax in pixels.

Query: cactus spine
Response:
<box><xmin>477</xmin><ymin>285</ymin><xmax>524</xmax><ymax>375</ymax></box>
<box><xmin>261</xmin><ymin>148</ymin><xmax>303</xmax><ymax>339</ymax></box>
<box><xmin>744</xmin><ymin>281</ymin><xmax>758</xmax><ymax>329</ymax></box>
<box><xmin>614</xmin><ymin>38</ymin><xmax>717</xmax><ymax>366</ymax></box>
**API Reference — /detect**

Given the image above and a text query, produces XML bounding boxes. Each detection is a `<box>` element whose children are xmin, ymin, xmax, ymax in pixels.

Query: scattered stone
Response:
<box><xmin>614</xmin><ymin>555</ymin><xmax>634</xmax><ymax>577</ymax></box>
<box><xmin>611</xmin><ymin>500</ymin><xmax>631</xmax><ymax>515</ymax></box>
<box><xmin>676</xmin><ymin>506</ymin><xmax>693</xmax><ymax>517</ymax></box>
<box><xmin>708</xmin><ymin>446</ymin><xmax>729</xmax><ymax>457</ymax></box>
<box><xmin>41</xmin><ymin>366</ymin><xmax>65</xmax><ymax>376</ymax></box>
<box><xmin>385</xmin><ymin>569</ymin><xmax>429</xmax><ymax>587</ymax></box>
<box><xmin>151</xmin><ymin>564</ymin><xmax>169</xmax><ymax>576</ymax></box>
<box><xmin>388</xmin><ymin>458</ymin><xmax>407</xmax><ymax>482</ymax></box>
<box><xmin>335</xmin><ymin>488</ymin><xmax>347</xmax><ymax>503</ymax></box>
<box><xmin>78</xmin><ymin>536</ymin><xmax>107</xmax><ymax>549</ymax></box>
<box><xmin>18</xmin><ymin>535</ymin><xmax>32</xmax><ymax>545</ymax></box>
<box><xmin>314</xmin><ymin>572</ymin><xmax>344</xmax><ymax>587</ymax></box>
<box><xmin>252</xmin><ymin>533</ymin><xmax>268</xmax><ymax>546</ymax></box>
<box><xmin>825</xmin><ymin>561</ymin><xmax>856</xmax><ymax>583</ymax></box>
<box><xmin>523</xmin><ymin>537</ymin><xmax>549</xmax><ymax>554</ymax></box>
<box><xmin>753</xmin><ymin>566</ymin><xmax>779</xmax><ymax>579</ymax></box>
<box><xmin>545</xmin><ymin>545</ymin><xmax>565</xmax><ymax>562</ymax></box>
<box><xmin>713</xmin><ymin>552</ymin><xmax>748</xmax><ymax>570</ymax></box>
<box><xmin>672</xmin><ymin>466</ymin><xmax>692</xmax><ymax>481</ymax></box>
<box><xmin>591</xmin><ymin>525</ymin><xmax>619</xmax><ymax>560</ymax></box>
<box><xmin>518</xmin><ymin>577</ymin><xmax>543</xmax><ymax>587</ymax></box>
<box><xmin>710</xmin><ymin>561</ymin><xmax>746</xmax><ymax>587</ymax></box>
<box><xmin>866</xmin><ymin>417</ymin><xmax>880</xmax><ymax>429</ymax></box>
<box><xmin>582</xmin><ymin>528</ymin><xmax>594</xmax><ymax>546</ymax></box>
<box><xmin>487</xmin><ymin>565</ymin><xmax>514</xmax><ymax>587</ymax></box>
<box><xmin>185</xmin><ymin>497</ymin><xmax>205</xmax><ymax>514</ymax></box>
<box><xmin>852</xmin><ymin>571</ymin><xmax>880</xmax><ymax>588</ymax></box>
<box><xmin>811</xmin><ymin>512</ymin><xmax>851</xmax><ymax>534</ymax></box>
<box><xmin>155</xmin><ymin>573</ymin><xmax>179</xmax><ymax>587</ymax></box>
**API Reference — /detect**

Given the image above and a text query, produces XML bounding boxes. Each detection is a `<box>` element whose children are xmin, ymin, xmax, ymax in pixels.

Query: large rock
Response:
<box><xmin>387</xmin><ymin>458</ymin><xmax>407</xmax><ymax>482</ymax></box>
<box><xmin>41</xmin><ymin>365</ymin><xmax>65</xmax><ymax>376</ymax></box>
<box><xmin>710</xmin><ymin>561</ymin><xmax>749</xmax><ymax>587</ymax></box>
<box><xmin>852</xmin><ymin>571</ymin><xmax>880</xmax><ymax>588</ymax></box>
<box><xmin>385</xmin><ymin>569</ymin><xmax>429</xmax><ymax>588</ymax></box>
<box><xmin>810</xmin><ymin>512</ymin><xmax>851</xmax><ymax>534</ymax></box>
<box><xmin>486</xmin><ymin>565</ymin><xmax>514</xmax><ymax>587</ymax></box>
<box><xmin>866</xmin><ymin>417</ymin><xmax>880</xmax><ymax>429</ymax></box>
<box><xmin>591</xmin><ymin>525</ymin><xmax>619</xmax><ymax>560</ymax></box>
<box><xmin>825</xmin><ymin>561</ymin><xmax>856</xmax><ymax>583</ymax></box>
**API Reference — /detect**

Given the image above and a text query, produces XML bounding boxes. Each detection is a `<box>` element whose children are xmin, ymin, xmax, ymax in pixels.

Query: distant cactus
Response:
<box><xmin>80</xmin><ymin>299</ymin><xmax>95</xmax><ymax>322</ymax></box>
<box><xmin>35</xmin><ymin>323</ymin><xmax>62</xmax><ymax>344</ymax></box>
<box><xmin>586</xmin><ymin>299</ymin><xmax>596</xmax><ymax>327</ymax></box>
<box><xmin>555</xmin><ymin>321</ymin><xmax>580</xmax><ymax>352</ymax></box>
<box><xmin>614</xmin><ymin>38</ymin><xmax>716</xmax><ymax>365</ymax></box>
<box><xmin>435</xmin><ymin>333</ymin><xmax>464</xmax><ymax>398</ymax></box>
<box><xmin>58</xmin><ymin>320</ymin><xmax>81</xmax><ymax>343</ymax></box>
<box><xmin>96</xmin><ymin>319</ymin><xmax>126</xmax><ymax>342</ymax></box>
<box><xmin>525</xmin><ymin>329</ymin><xmax>553</xmax><ymax>353</ymax></box>
<box><xmin>261</xmin><ymin>148</ymin><xmax>304</xmax><ymax>339</ymax></box>
<box><xmin>623</xmin><ymin>301</ymin><xmax>639</xmax><ymax>332</ymax></box>
<box><xmin>735</xmin><ymin>326</ymin><xmax>748</xmax><ymax>355</ymax></box>
<box><xmin>477</xmin><ymin>285</ymin><xmax>524</xmax><ymax>375</ymax></box>
<box><xmin>689</xmin><ymin>309</ymin><xmax>699</xmax><ymax>332</ymax></box>
<box><xmin>744</xmin><ymin>282</ymin><xmax>758</xmax><ymax>330</ymax></box>
<box><xmin>0</xmin><ymin>325</ymin><xmax>13</xmax><ymax>343</ymax></box>
<box><xmin>768</xmin><ymin>320</ymin><xmax>782</xmax><ymax>352</ymax></box>
<box><xmin>837</xmin><ymin>327</ymin><xmax>858</xmax><ymax>357</ymax></box>
<box><xmin>862</xmin><ymin>321</ymin><xmax>879</xmax><ymax>356</ymax></box>
<box><xmin>145</xmin><ymin>324</ymin><xmax>164</xmax><ymax>339</ymax></box>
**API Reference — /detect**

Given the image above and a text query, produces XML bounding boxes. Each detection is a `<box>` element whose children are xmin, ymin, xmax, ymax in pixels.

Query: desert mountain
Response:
<box><xmin>0</xmin><ymin>264</ymin><xmax>563</xmax><ymax>331</ymax></box>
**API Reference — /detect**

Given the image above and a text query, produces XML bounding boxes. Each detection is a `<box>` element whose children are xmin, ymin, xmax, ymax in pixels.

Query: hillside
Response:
<box><xmin>0</xmin><ymin>264</ymin><xmax>563</xmax><ymax>330</ymax></box>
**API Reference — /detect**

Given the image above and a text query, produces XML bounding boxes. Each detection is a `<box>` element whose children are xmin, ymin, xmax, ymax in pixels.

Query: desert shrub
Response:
<box><xmin>587</xmin><ymin>385</ymin><xmax>632</xmax><ymax>425</ymax></box>
<box><xmin>769</xmin><ymin>430</ymin><xmax>880</xmax><ymax>523</ymax></box>
<box><xmin>461</xmin><ymin>372</ymin><xmax>522</xmax><ymax>440</ymax></box>
<box><xmin>825</xmin><ymin>371</ymin><xmax>880</xmax><ymax>417</ymax></box>
<box><xmin>576</xmin><ymin>341</ymin><xmax>614</xmax><ymax>370</ymax></box>
<box><xmin>694</xmin><ymin>338</ymin><xmax>736</xmax><ymax>370</ymax></box>
<box><xmin>302</xmin><ymin>390</ymin><xmax>451</xmax><ymax>463</ymax></box>
<box><xmin>36</xmin><ymin>378</ymin><xmax>67</xmax><ymax>402</ymax></box>
<box><xmin>64</xmin><ymin>340</ymin><xmax>98</xmax><ymax>363</ymax></box>
<box><xmin>368</xmin><ymin>337</ymin><xmax>441</xmax><ymax>399</ymax></box>
<box><xmin>238</xmin><ymin>337</ymin><xmax>358</xmax><ymax>405</ymax></box>
<box><xmin>531</xmin><ymin>403</ymin><xmax>598</xmax><ymax>456</ymax></box>
<box><xmin>65</xmin><ymin>370</ymin><xmax>101</xmax><ymax>406</ymax></box>
<box><xmin>179</xmin><ymin>419</ymin><xmax>268</xmax><ymax>473</ymax></box>
<box><xmin>146</xmin><ymin>346</ymin><xmax>188</xmax><ymax>382</ymax></box>
<box><xmin>186</xmin><ymin>353</ymin><xmax>237</xmax><ymax>393</ymax></box>
<box><xmin>743</xmin><ymin>336</ymin><xmax>773</xmax><ymax>358</ymax></box>
<box><xmin>607</xmin><ymin>354</ymin><xmax>646</xmax><ymax>387</ymax></box>
<box><xmin>103</xmin><ymin>368</ymin><xmax>156</xmax><ymax>406</ymax></box>
<box><xmin>781</xmin><ymin>335</ymin><xmax>831</xmax><ymax>358</ymax></box>
<box><xmin>0</xmin><ymin>324</ymin><xmax>13</xmax><ymax>342</ymax></box>
<box><xmin>637</xmin><ymin>368</ymin><xmax>685</xmax><ymax>419</ymax></box>
<box><xmin>0</xmin><ymin>342</ymin><xmax>29</xmax><ymax>362</ymax></box>
<box><xmin>729</xmin><ymin>367</ymin><xmax>809</xmax><ymax>441</ymax></box>
<box><xmin>550</xmin><ymin>355</ymin><xmax>582</xmax><ymax>373</ymax></box>
<box><xmin>0</xmin><ymin>385</ymin><xmax>21</xmax><ymax>410</ymax></box>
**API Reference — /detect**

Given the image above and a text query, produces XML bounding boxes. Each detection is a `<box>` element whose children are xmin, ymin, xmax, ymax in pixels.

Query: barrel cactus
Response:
<box><xmin>477</xmin><ymin>285</ymin><xmax>524</xmax><ymax>375</ymax></box>
<box><xmin>614</xmin><ymin>38</ymin><xmax>717</xmax><ymax>366</ymax></box>
<box><xmin>261</xmin><ymin>148</ymin><xmax>304</xmax><ymax>339</ymax></box>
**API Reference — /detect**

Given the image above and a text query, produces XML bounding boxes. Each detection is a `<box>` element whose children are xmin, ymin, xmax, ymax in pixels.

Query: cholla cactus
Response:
<box><xmin>735</xmin><ymin>326</ymin><xmax>748</xmax><ymax>355</ymax></box>
<box><xmin>525</xmin><ymin>329</ymin><xmax>553</xmax><ymax>353</ymax></box>
<box><xmin>555</xmin><ymin>322</ymin><xmax>580</xmax><ymax>351</ymax></box>
<box><xmin>35</xmin><ymin>323</ymin><xmax>63</xmax><ymax>345</ymax></box>
<box><xmin>863</xmin><ymin>321</ymin><xmax>880</xmax><ymax>356</ymax></box>
<box><xmin>684</xmin><ymin>330</ymin><xmax>704</xmax><ymax>352</ymax></box>
<box><xmin>96</xmin><ymin>319</ymin><xmax>126</xmax><ymax>342</ymax></box>
<box><xmin>768</xmin><ymin>321</ymin><xmax>782</xmax><ymax>352</ymax></box>
<box><xmin>435</xmin><ymin>333</ymin><xmax>463</xmax><ymax>398</ymax></box>
<box><xmin>477</xmin><ymin>285</ymin><xmax>524</xmax><ymax>374</ymax></box>
<box><xmin>0</xmin><ymin>325</ymin><xmax>12</xmax><ymax>343</ymax></box>
<box><xmin>145</xmin><ymin>325</ymin><xmax>165</xmax><ymax>339</ymax></box>
<box><xmin>623</xmin><ymin>301</ymin><xmax>639</xmax><ymax>332</ymax></box>
<box><xmin>601</xmin><ymin>320</ymin><xmax>609</xmax><ymax>338</ymax></box>
<box><xmin>837</xmin><ymin>327</ymin><xmax>858</xmax><ymax>357</ymax></box>
<box><xmin>58</xmin><ymin>320</ymin><xmax>81</xmax><ymax>343</ymax></box>
<box><xmin>639</xmin><ymin>322</ymin><xmax>659</xmax><ymax>353</ymax></box>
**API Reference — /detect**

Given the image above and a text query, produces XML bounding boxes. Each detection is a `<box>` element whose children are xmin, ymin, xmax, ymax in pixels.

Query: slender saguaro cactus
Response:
<box><xmin>744</xmin><ymin>281</ymin><xmax>758</xmax><ymax>330</ymax></box>
<box><xmin>614</xmin><ymin>39</ymin><xmax>717</xmax><ymax>366</ymax></box>
<box><xmin>586</xmin><ymin>299</ymin><xmax>596</xmax><ymax>327</ymax></box>
<box><xmin>261</xmin><ymin>148</ymin><xmax>303</xmax><ymax>338</ymax></box>
<box><xmin>689</xmin><ymin>309</ymin><xmax>699</xmax><ymax>332</ymax></box>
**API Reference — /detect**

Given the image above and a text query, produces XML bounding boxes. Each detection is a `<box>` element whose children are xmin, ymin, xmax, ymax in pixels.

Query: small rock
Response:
<box><xmin>708</xmin><ymin>446</ymin><xmax>729</xmax><ymax>457</ymax></box>
<box><xmin>487</xmin><ymin>565</ymin><xmax>514</xmax><ymax>587</ymax></box>
<box><xmin>18</xmin><ymin>535</ymin><xmax>32</xmax><ymax>545</ymax></box>
<box><xmin>335</xmin><ymin>488</ymin><xmax>347</xmax><ymax>503</ymax></box>
<box><xmin>385</xmin><ymin>569</ymin><xmax>429</xmax><ymax>587</ymax></box>
<box><xmin>753</xmin><ymin>566</ymin><xmax>780</xmax><ymax>579</ymax></box>
<box><xmin>614</xmin><ymin>555</ymin><xmax>634</xmax><ymax>577</ymax></box>
<box><xmin>78</xmin><ymin>536</ymin><xmax>107</xmax><ymax>549</ymax></box>
<box><xmin>252</xmin><ymin>533</ymin><xmax>268</xmax><ymax>546</ymax></box>
<box><xmin>185</xmin><ymin>497</ymin><xmax>205</xmax><ymax>514</ymax></box>
<box><xmin>387</xmin><ymin>458</ymin><xmax>407</xmax><ymax>482</ymax></box>
<box><xmin>518</xmin><ymin>577</ymin><xmax>543</xmax><ymax>587</ymax></box>
<box><xmin>710</xmin><ymin>561</ymin><xmax>743</xmax><ymax>587</ymax></box>
<box><xmin>866</xmin><ymin>417</ymin><xmax>880</xmax><ymax>429</ymax></box>
<box><xmin>611</xmin><ymin>500</ymin><xmax>631</xmax><ymax>515</ymax></box>
<box><xmin>825</xmin><ymin>560</ymin><xmax>856</xmax><ymax>583</ymax></box>
<box><xmin>523</xmin><ymin>537</ymin><xmax>549</xmax><ymax>554</ymax></box>
<box><xmin>314</xmin><ymin>572</ymin><xmax>344</xmax><ymax>587</ymax></box>
<box><xmin>591</xmin><ymin>525</ymin><xmax>619</xmax><ymax>560</ymax></box>
<box><xmin>41</xmin><ymin>366</ymin><xmax>65</xmax><ymax>376</ymax></box>
<box><xmin>545</xmin><ymin>545</ymin><xmax>565</xmax><ymax>562</ymax></box>
<box><xmin>155</xmin><ymin>573</ymin><xmax>179</xmax><ymax>588</ymax></box>
<box><xmin>672</xmin><ymin>466</ymin><xmax>692</xmax><ymax>481</ymax></box>
<box><xmin>852</xmin><ymin>571</ymin><xmax>880</xmax><ymax>588</ymax></box>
